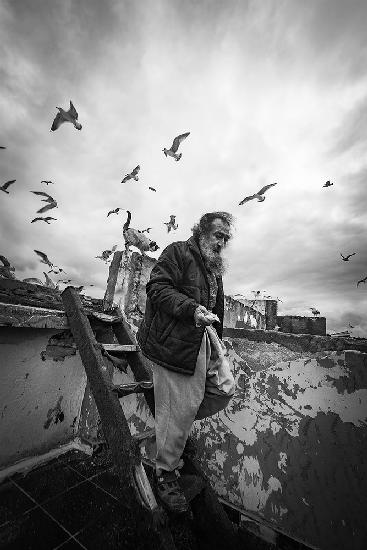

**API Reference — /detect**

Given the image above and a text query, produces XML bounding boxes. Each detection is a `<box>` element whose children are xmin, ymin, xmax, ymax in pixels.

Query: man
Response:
<box><xmin>137</xmin><ymin>212</ymin><xmax>235</xmax><ymax>512</ymax></box>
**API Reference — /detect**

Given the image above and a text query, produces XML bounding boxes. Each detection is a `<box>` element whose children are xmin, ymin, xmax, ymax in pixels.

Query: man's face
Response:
<box><xmin>205</xmin><ymin>218</ymin><xmax>231</xmax><ymax>254</ymax></box>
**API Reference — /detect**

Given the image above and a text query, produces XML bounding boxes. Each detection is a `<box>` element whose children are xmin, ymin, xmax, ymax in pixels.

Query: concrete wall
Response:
<box><xmin>0</xmin><ymin>327</ymin><xmax>87</xmax><ymax>470</ymax></box>
<box><xmin>277</xmin><ymin>315</ymin><xmax>327</xmax><ymax>335</ymax></box>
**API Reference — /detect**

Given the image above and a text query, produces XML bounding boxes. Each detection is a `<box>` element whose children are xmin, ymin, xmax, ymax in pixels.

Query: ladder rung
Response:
<box><xmin>132</xmin><ymin>428</ymin><xmax>156</xmax><ymax>442</ymax></box>
<box><xmin>102</xmin><ymin>343</ymin><xmax>139</xmax><ymax>352</ymax></box>
<box><xmin>89</xmin><ymin>311</ymin><xmax>121</xmax><ymax>323</ymax></box>
<box><xmin>112</xmin><ymin>380</ymin><xmax>153</xmax><ymax>397</ymax></box>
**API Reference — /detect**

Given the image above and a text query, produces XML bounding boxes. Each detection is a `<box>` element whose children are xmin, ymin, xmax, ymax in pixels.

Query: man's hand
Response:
<box><xmin>194</xmin><ymin>305</ymin><xmax>219</xmax><ymax>327</ymax></box>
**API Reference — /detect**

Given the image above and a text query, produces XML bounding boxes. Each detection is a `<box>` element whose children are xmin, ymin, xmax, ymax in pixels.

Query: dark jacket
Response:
<box><xmin>137</xmin><ymin>236</ymin><xmax>224</xmax><ymax>375</ymax></box>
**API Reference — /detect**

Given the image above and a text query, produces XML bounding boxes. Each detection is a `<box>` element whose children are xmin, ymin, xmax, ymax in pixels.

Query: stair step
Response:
<box><xmin>112</xmin><ymin>380</ymin><xmax>154</xmax><ymax>397</ymax></box>
<box><xmin>89</xmin><ymin>311</ymin><xmax>122</xmax><ymax>323</ymax></box>
<box><xmin>102</xmin><ymin>343</ymin><xmax>139</xmax><ymax>353</ymax></box>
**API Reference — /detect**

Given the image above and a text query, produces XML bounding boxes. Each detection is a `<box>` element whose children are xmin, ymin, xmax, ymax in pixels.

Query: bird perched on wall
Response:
<box><xmin>148</xmin><ymin>187</ymin><xmax>156</xmax><ymax>192</ymax></box>
<box><xmin>357</xmin><ymin>276</ymin><xmax>367</xmax><ymax>287</ymax></box>
<box><xmin>340</xmin><ymin>252</ymin><xmax>356</xmax><ymax>261</ymax></box>
<box><xmin>323</xmin><ymin>180</ymin><xmax>333</xmax><ymax>188</ymax></box>
<box><xmin>121</xmin><ymin>165</ymin><xmax>140</xmax><ymax>183</ymax></box>
<box><xmin>123</xmin><ymin>211</ymin><xmax>159</xmax><ymax>255</ymax></box>
<box><xmin>0</xmin><ymin>255</ymin><xmax>16</xmax><ymax>279</ymax></box>
<box><xmin>43</xmin><ymin>272</ymin><xmax>56</xmax><ymax>289</ymax></box>
<box><xmin>310</xmin><ymin>307</ymin><xmax>320</xmax><ymax>316</ymax></box>
<box><xmin>239</xmin><ymin>183</ymin><xmax>277</xmax><ymax>205</ymax></box>
<box><xmin>34</xmin><ymin>250</ymin><xmax>54</xmax><ymax>269</ymax></box>
<box><xmin>31</xmin><ymin>217</ymin><xmax>57</xmax><ymax>224</ymax></box>
<box><xmin>41</xmin><ymin>180</ymin><xmax>54</xmax><ymax>185</ymax></box>
<box><xmin>23</xmin><ymin>277</ymin><xmax>43</xmax><ymax>285</ymax></box>
<box><xmin>164</xmin><ymin>215</ymin><xmax>178</xmax><ymax>232</ymax></box>
<box><xmin>95</xmin><ymin>245</ymin><xmax>117</xmax><ymax>263</ymax></box>
<box><xmin>0</xmin><ymin>180</ymin><xmax>16</xmax><ymax>194</ymax></box>
<box><xmin>107</xmin><ymin>207</ymin><xmax>124</xmax><ymax>217</ymax></box>
<box><xmin>163</xmin><ymin>132</ymin><xmax>190</xmax><ymax>161</ymax></box>
<box><xmin>51</xmin><ymin>100</ymin><xmax>82</xmax><ymax>131</ymax></box>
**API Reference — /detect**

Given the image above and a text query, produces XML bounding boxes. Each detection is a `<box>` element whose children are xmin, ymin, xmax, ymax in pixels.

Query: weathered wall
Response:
<box><xmin>0</xmin><ymin>327</ymin><xmax>87</xmax><ymax>469</ymax></box>
<box><xmin>121</xmin><ymin>331</ymin><xmax>367</xmax><ymax>550</ymax></box>
<box><xmin>277</xmin><ymin>315</ymin><xmax>327</xmax><ymax>335</ymax></box>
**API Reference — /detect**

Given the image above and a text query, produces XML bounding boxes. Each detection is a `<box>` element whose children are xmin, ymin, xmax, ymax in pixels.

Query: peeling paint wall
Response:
<box><xmin>0</xmin><ymin>327</ymin><xmax>87</xmax><ymax>469</ymax></box>
<box><xmin>117</xmin><ymin>332</ymin><xmax>367</xmax><ymax>550</ymax></box>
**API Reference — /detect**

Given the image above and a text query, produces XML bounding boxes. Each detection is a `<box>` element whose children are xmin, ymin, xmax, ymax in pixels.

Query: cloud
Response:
<box><xmin>0</xmin><ymin>0</ymin><xmax>366</xmax><ymax>335</ymax></box>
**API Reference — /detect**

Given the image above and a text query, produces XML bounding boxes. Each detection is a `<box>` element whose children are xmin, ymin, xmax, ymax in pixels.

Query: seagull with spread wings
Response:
<box><xmin>239</xmin><ymin>183</ymin><xmax>277</xmax><ymax>205</ymax></box>
<box><xmin>31</xmin><ymin>191</ymin><xmax>58</xmax><ymax>214</ymax></box>
<box><xmin>0</xmin><ymin>180</ymin><xmax>16</xmax><ymax>194</ymax></box>
<box><xmin>310</xmin><ymin>307</ymin><xmax>320</xmax><ymax>316</ymax></box>
<box><xmin>148</xmin><ymin>187</ymin><xmax>156</xmax><ymax>192</ymax></box>
<box><xmin>340</xmin><ymin>252</ymin><xmax>356</xmax><ymax>261</ymax></box>
<box><xmin>164</xmin><ymin>215</ymin><xmax>178</xmax><ymax>232</ymax></box>
<box><xmin>51</xmin><ymin>100</ymin><xmax>82</xmax><ymax>131</ymax></box>
<box><xmin>41</xmin><ymin>180</ymin><xmax>54</xmax><ymax>185</ymax></box>
<box><xmin>107</xmin><ymin>207</ymin><xmax>124</xmax><ymax>217</ymax></box>
<box><xmin>323</xmin><ymin>180</ymin><xmax>333</xmax><ymax>188</ymax></box>
<box><xmin>121</xmin><ymin>165</ymin><xmax>140</xmax><ymax>184</ymax></box>
<box><xmin>141</xmin><ymin>227</ymin><xmax>152</xmax><ymax>233</ymax></box>
<box><xmin>163</xmin><ymin>132</ymin><xmax>190</xmax><ymax>161</ymax></box>
<box><xmin>357</xmin><ymin>276</ymin><xmax>367</xmax><ymax>287</ymax></box>
<box><xmin>31</xmin><ymin>217</ymin><xmax>57</xmax><ymax>224</ymax></box>
<box><xmin>34</xmin><ymin>250</ymin><xmax>54</xmax><ymax>268</ymax></box>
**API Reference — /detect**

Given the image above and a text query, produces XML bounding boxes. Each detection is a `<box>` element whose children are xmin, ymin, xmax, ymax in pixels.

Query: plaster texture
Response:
<box><xmin>0</xmin><ymin>327</ymin><xmax>87</xmax><ymax>469</ymax></box>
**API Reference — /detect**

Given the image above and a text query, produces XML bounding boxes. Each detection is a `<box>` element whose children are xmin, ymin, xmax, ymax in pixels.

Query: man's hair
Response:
<box><xmin>192</xmin><ymin>211</ymin><xmax>234</xmax><ymax>241</ymax></box>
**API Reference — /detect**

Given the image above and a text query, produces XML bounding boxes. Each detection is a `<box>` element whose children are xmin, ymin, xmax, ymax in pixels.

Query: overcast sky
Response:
<box><xmin>1</xmin><ymin>0</ymin><xmax>366</xmax><ymax>335</ymax></box>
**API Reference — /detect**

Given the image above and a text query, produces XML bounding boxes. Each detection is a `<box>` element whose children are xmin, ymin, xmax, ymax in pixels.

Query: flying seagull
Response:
<box><xmin>0</xmin><ymin>180</ymin><xmax>16</xmax><ymax>194</ymax></box>
<box><xmin>31</xmin><ymin>190</ymin><xmax>58</xmax><ymax>214</ymax></box>
<box><xmin>121</xmin><ymin>165</ymin><xmax>140</xmax><ymax>184</ymax></box>
<box><xmin>107</xmin><ymin>207</ymin><xmax>124</xmax><ymax>217</ymax></box>
<box><xmin>34</xmin><ymin>250</ymin><xmax>54</xmax><ymax>268</ymax></box>
<box><xmin>239</xmin><ymin>183</ymin><xmax>277</xmax><ymax>205</ymax></box>
<box><xmin>141</xmin><ymin>227</ymin><xmax>152</xmax><ymax>233</ymax></box>
<box><xmin>310</xmin><ymin>307</ymin><xmax>320</xmax><ymax>316</ymax></box>
<box><xmin>357</xmin><ymin>276</ymin><xmax>367</xmax><ymax>287</ymax></box>
<box><xmin>51</xmin><ymin>100</ymin><xmax>82</xmax><ymax>132</ymax></box>
<box><xmin>164</xmin><ymin>215</ymin><xmax>178</xmax><ymax>232</ymax></box>
<box><xmin>323</xmin><ymin>180</ymin><xmax>333</xmax><ymax>188</ymax></box>
<box><xmin>163</xmin><ymin>132</ymin><xmax>190</xmax><ymax>161</ymax></box>
<box><xmin>41</xmin><ymin>180</ymin><xmax>54</xmax><ymax>185</ymax></box>
<box><xmin>340</xmin><ymin>252</ymin><xmax>356</xmax><ymax>261</ymax></box>
<box><xmin>0</xmin><ymin>146</ymin><xmax>6</xmax><ymax>150</ymax></box>
<box><xmin>95</xmin><ymin>245</ymin><xmax>117</xmax><ymax>263</ymax></box>
<box><xmin>148</xmin><ymin>187</ymin><xmax>156</xmax><ymax>192</ymax></box>
<box><xmin>31</xmin><ymin>217</ymin><xmax>57</xmax><ymax>224</ymax></box>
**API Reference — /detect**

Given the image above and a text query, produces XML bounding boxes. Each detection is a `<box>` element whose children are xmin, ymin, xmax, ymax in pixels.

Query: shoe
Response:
<box><xmin>155</xmin><ymin>469</ymin><xmax>190</xmax><ymax>513</ymax></box>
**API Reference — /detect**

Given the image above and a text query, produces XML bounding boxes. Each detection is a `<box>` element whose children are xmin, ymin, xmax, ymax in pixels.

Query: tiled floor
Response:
<box><xmin>0</xmin><ymin>449</ymin><xmax>162</xmax><ymax>550</ymax></box>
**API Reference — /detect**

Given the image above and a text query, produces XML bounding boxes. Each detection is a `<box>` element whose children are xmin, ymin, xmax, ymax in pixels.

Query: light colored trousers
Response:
<box><xmin>151</xmin><ymin>326</ymin><xmax>235</xmax><ymax>474</ymax></box>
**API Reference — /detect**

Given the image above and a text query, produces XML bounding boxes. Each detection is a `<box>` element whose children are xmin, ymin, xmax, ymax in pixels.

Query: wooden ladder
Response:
<box><xmin>61</xmin><ymin>262</ymin><xmax>239</xmax><ymax>549</ymax></box>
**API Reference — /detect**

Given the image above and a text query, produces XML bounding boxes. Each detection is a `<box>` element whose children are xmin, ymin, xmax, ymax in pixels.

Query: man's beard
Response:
<box><xmin>199</xmin><ymin>235</ymin><xmax>227</xmax><ymax>276</ymax></box>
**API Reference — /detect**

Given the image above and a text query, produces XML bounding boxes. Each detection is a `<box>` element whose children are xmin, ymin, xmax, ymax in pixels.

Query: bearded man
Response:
<box><xmin>137</xmin><ymin>212</ymin><xmax>235</xmax><ymax>513</ymax></box>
